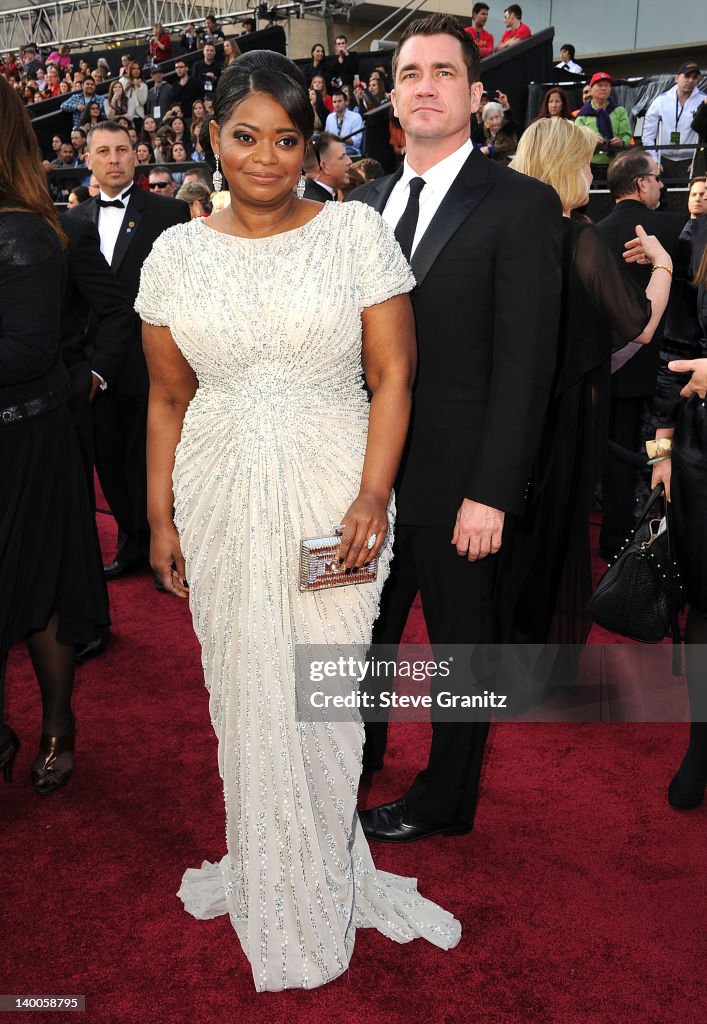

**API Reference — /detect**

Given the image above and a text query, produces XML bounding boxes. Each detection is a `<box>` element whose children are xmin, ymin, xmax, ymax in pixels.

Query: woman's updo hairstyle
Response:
<box><xmin>213</xmin><ymin>49</ymin><xmax>314</xmax><ymax>140</ymax></box>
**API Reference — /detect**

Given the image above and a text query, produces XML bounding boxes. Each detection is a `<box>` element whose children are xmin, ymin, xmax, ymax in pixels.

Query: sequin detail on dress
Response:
<box><xmin>135</xmin><ymin>202</ymin><xmax>461</xmax><ymax>992</ymax></box>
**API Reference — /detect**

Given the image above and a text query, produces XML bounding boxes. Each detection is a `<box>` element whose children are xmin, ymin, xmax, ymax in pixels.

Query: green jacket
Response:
<box><xmin>575</xmin><ymin>104</ymin><xmax>632</xmax><ymax>165</ymax></box>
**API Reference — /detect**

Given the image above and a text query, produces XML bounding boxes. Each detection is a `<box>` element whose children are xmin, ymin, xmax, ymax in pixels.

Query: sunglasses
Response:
<box><xmin>637</xmin><ymin>173</ymin><xmax>663</xmax><ymax>184</ymax></box>
<box><xmin>149</xmin><ymin>181</ymin><xmax>170</xmax><ymax>189</ymax></box>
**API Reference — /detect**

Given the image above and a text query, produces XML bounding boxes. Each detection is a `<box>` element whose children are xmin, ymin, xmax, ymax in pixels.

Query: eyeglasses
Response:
<box><xmin>149</xmin><ymin>181</ymin><xmax>170</xmax><ymax>189</ymax></box>
<box><xmin>637</xmin><ymin>173</ymin><xmax>663</xmax><ymax>183</ymax></box>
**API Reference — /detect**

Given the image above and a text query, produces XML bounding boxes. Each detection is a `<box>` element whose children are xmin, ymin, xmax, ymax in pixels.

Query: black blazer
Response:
<box><xmin>74</xmin><ymin>187</ymin><xmax>190</xmax><ymax>397</ymax></box>
<box><xmin>595</xmin><ymin>200</ymin><xmax>685</xmax><ymax>398</ymax></box>
<box><xmin>349</xmin><ymin>149</ymin><xmax>563</xmax><ymax>525</ymax></box>
<box><xmin>303</xmin><ymin>178</ymin><xmax>335</xmax><ymax>203</ymax></box>
<box><xmin>58</xmin><ymin>211</ymin><xmax>135</xmax><ymax>388</ymax></box>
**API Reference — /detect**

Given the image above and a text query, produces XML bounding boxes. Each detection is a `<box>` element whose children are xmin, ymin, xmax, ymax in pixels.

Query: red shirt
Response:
<box><xmin>464</xmin><ymin>26</ymin><xmax>494</xmax><ymax>59</ymax></box>
<box><xmin>499</xmin><ymin>23</ymin><xmax>532</xmax><ymax>47</ymax></box>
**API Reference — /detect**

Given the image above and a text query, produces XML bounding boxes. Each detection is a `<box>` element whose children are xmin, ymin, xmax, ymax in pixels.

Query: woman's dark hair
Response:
<box><xmin>0</xmin><ymin>75</ymin><xmax>66</xmax><ymax>244</ymax></box>
<box><xmin>69</xmin><ymin>185</ymin><xmax>90</xmax><ymax>204</ymax></box>
<box><xmin>536</xmin><ymin>86</ymin><xmax>572</xmax><ymax>121</ymax></box>
<box><xmin>560</xmin><ymin>43</ymin><xmax>576</xmax><ymax>60</ymax></box>
<box><xmin>213</xmin><ymin>49</ymin><xmax>314</xmax><ymax>140</ymax></box>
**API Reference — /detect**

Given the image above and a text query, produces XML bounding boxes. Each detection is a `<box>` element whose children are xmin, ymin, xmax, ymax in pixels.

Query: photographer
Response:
<box><xmin>575</xmin><ymin>72</ymin><xmax>631</xmax><ymax>179</ymax></box>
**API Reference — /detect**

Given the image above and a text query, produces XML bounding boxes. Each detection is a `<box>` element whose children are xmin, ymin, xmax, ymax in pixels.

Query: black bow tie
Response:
<box><xmin>97</xmin><ymin>187</ymin><xmax>133</xmax><ymax>209</ymax></box>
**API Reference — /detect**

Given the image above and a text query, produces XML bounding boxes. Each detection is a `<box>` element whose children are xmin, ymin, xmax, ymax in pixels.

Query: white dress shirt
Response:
<box><xmin>556</xmin><ymin>59</ymin><xmax>583</xmax><ymax>74</ymax></box>
<box><xmin>324</xmin><ymin>107</ymin><xmax>364</xmax><ymax>150</ymax></box>
<box><xmin>314</xmin><ymin>179</ymin><xmax>336</xmax><ymax>199</ymax></box>
<box><xmin>97</xmin><ymin>185</ymin><xmax>132</xmax><ymax>266</ymax></box>
<box><xmin>381</xmin><ymin>139</ymin><xmax>473</xmax><ymax>258</ymax></box>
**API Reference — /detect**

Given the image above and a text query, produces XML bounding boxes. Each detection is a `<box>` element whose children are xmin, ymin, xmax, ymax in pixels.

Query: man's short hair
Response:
<box><xmin>335</xmin><ymin>34</ymin><xmax>347</xmax><ymax>43</ymax></box>
<box><xmin>560</xmin><ymin>43</ymin><xmax>576</xmax><ymax>59</ymax></box>
<box><xmin>689</xmin><ymin>175</ymin><xmax>707</xmax><ymax>187</ymax></box>
<box><xmin>472</xmin><ymin>3</ymin><xmax>490</xmax><ymax>15</ymax></box>
<box><xmin>87</xmin><ymin>120</ymin><xmax>131</xmax><ymax>148</ymax></box>
<box><xmin>607</xmin><ymin>150</ymin><xmax>653</xmax><ymax>199</ymax></box>
<box><xmin>315</xmin><ymin>131</ymin><xmax>343</xmax><ymax>161</ymax></box>
<box><xmin>505</xmin><ymin>4</ymin><xmax>523</xmax><ymax>18</ymax></box>
<box><xmin>393</xmin><ymin>13</ymin><xmax>480</xmax><ymax>85</ymax></box>
<box><xmin>149</xmin><ymin>165</ymin><xmax>174</xmax><ymax>181</ymax></box>
<box><xmin>331</xmin><ymin>88</ymin><xmax>346</xmax><ymax>99</ymax></box>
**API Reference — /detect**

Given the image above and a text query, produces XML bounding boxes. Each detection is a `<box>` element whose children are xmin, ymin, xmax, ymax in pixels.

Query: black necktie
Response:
<box><xmin>394</xmin><ymin>177</ymin><xmax>425</xmax><ymax>261</ymax></box>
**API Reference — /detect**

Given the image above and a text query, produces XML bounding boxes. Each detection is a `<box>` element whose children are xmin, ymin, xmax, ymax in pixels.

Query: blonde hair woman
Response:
<box><xmin>496</xmin><ymin>117</ymin><xmax>674</xmax><ymax>649</ymax></box>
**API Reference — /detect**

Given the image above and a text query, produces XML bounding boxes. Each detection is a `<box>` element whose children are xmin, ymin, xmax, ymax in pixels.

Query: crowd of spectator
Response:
<box><xmin>2</xmin><ymin>4</ymin><xmax>707</xmax><ymax>206</ymax></box>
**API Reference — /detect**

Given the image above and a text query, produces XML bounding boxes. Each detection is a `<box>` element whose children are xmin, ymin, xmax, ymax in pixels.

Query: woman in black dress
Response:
<box><xmin>0</xmin><ymin>77</ymin><xmax>109</xmax><ymax>793</ymax></box>
<box><xmin>651</xmin><ymin>218</ymin><xmax>707</xmax><ymax>809</ymax></box>
<box><xmin>497</xmin><ymin>118</ymin><xmax>673</xmax><ymax>654</ymax></box>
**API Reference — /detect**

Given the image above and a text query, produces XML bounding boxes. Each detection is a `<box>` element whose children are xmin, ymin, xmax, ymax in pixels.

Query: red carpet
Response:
<box><xmin>2</xmin><ymin>508</ymin><xmax>704</xmax><ymax>1024</ymax></box>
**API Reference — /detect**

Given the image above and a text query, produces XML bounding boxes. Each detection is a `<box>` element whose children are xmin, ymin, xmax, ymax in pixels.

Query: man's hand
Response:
<box><xmin>451</xmin><ymin>498</ymin><xmax>505</xmax><ymax>561</ymax></box>
<box><xmin>610</xmin><ymin>136</ymin><xmax>624</xmax><ymax>148</ymax></box>
<box><xmin>669</xmin><ymin>357</ymin><xmax>707</xmax><ymax>398</ymax></box>
<box><xmin>496</xmin><ymin>90</ymin><xmax>510</xmax><ymax>110</ymax></box>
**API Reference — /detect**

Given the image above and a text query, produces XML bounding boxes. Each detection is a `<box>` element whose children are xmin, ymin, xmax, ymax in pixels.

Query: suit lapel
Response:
<box><xmin>111</xmin><ymin>190</ymin><xmax>144</xmax><ymax>271</ymax></box>
<box><xmin>411</xmin><ymin>150</ymin><xmax>494</xmax><ymax>288</ymax></box>
<box><xmin>364</xmin><ymin>167</ymin><xmax>403</xmax><ymax>214</ymax></box>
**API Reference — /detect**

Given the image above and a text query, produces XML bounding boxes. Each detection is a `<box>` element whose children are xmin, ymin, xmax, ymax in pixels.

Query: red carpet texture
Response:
<box><xmin>1</xmin><ymin>510</ymin><xmax>704</xmax><ymax>1024</ymax></box>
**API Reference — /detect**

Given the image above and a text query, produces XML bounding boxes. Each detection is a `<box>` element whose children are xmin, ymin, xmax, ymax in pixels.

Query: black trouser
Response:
<box><xmin>600</xmin><ymin>395</ymin><xmax>644</xmax><ymax>555</ymax></box>
<box><xmin>93</xmin><ymin>389</ymin><xmax>150</xmax><ymax>564</ymax></box>
<box><xmin>365</xmin><ymin>524</ymin><xmax>495</xmax><ymax>826</ymax></box>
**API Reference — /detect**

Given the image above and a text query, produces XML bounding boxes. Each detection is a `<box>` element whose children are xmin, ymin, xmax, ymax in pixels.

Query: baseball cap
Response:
<box><xmin>589</xmin><ymin>71</ymin><xmax>612</xmax><ymax>87</ymax></box>
<box><xmin>677</xmin><ymin>61</ymin><xmax>701</xmax><ymax>76</ymax></box>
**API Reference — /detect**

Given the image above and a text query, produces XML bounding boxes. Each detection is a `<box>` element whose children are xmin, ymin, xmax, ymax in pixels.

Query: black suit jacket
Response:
<box><xmin>303</xmin><ymin>178</ymin><xmax>335</xmax><ymax>203</ymax></box>
<box><xmin>74</xmin><ymin>187</ymin><xmax>190</xmax><ymax>397</ymax></box>
<box><xmin>58</xmin><ymin>211</ymin><xmax>135</xmax><ymax>390</ymax></box>
<box><xmin>595</xmin><ymin>200</ymin><xmax>684</xmax><ymax>398</ymax></box>
<box><xmin>349</xmin><ymin>149</ymin><xmax>563</xmax><ymax>525</ymax></box>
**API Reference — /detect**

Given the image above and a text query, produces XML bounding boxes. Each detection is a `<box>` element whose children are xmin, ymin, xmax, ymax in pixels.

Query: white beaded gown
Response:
<box><xmin>135</xmin><ymin>201</ymin><xmax>461</xmax><ymax>992</ymax></box>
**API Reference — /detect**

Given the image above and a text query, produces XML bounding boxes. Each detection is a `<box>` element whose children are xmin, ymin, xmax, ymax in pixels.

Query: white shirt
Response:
<box><xmin>556</xmin><ymin>59</ymin><xmax>583</xmax><ymax>74</ymax></box>
<box><xmin>642</xmin><ymin>84</ymin><xmax>707</xmax><ymax>161</ymax></box>
<box><xmin>97</xmin><ymin>185</ymin><xmax>132</xmax><ymax>266</ymax></box>
<box><xmin>381</xmin><ymin>139</ymin><xmax>473</xmax><ymax>257</ymax></box>
<box><xmin>324</xmin><ymin>107</ymin><xmax>364</xmax><ymax>150</ymax></box>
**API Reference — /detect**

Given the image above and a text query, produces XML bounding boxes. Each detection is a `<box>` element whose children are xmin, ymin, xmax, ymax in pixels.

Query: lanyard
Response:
<box><xmin>336</xmin><ymin>116</ymin><xmax>344</xmax><ymax>135</ymax></box>
<box><xmin>675</xmin><ymin>93</ymin><xmax>687</xmax><ymax>129</ymax></box>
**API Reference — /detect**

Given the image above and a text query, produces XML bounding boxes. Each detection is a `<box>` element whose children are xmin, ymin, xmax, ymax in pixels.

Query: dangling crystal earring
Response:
<box><xmin>295</xmin><ymin>173</ymin><xmax>306</xmax><ymax>200</ymax></box>
<box><xmin>212</xmin><ymin>154</ymin><xmax>223</xmax><ymax>192</ymax></box>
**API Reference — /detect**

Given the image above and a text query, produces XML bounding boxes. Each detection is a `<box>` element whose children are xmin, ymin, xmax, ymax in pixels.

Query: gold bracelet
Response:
<box><xmin>646</xmin><ymin>437</ymin><xmax>672</xmax><ymax>459</ymax></box>
<box><xmin>651</xmin><ymin>264</ymin><xmax>673</xmax><ymax>276</ymax></box>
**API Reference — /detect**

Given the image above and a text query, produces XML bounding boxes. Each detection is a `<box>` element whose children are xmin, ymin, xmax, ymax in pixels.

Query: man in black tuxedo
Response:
<box><xmin>349</xmin><ymin>14</ymin><xmax>563</xmax><ymax>843</ymax></box>
<box><xmin>76</xmin><ymin>121</ymin><xmax>190</xmax><ymax>579</ymax></box>
<box><xmin>595</xmin><ymin>151</ymin><xmax>684</xmax><ymax>559</ymax></box>
<box><xmin>303</xmin><ymin>133</ymin><xmax>352</xmax><ymax>202</ymax></box>
<box><xmin>59</xmin><ymin>210</ymin><xmax>136</xmax><ymax>661</ymax></box>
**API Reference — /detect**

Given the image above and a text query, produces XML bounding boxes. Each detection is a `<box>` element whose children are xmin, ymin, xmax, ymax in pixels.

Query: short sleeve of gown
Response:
<box><xmin>134</xmin><ymin>227</ymin><xmax>179</xmax><ymax>327</ymax></box>
<box><xmin>351</xmin><ymin>201</ymin><xmax>415</xmax><ymax>310</ymax></box>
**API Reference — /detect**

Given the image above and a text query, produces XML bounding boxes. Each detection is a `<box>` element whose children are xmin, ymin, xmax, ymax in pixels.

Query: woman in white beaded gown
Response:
<box><xmin>135</xmin><ymin>51</ymin><xmax>461</xmax><ymax>992</ymax></box>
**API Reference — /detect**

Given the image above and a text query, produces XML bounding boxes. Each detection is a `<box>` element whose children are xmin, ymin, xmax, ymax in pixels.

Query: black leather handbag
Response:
<box><xmin>588</xmin><ymin>484</ymin><xmax>682</xmax><ymax>652</ymax></box>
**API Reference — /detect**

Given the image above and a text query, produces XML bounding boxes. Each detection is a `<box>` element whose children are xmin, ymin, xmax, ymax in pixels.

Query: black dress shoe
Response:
<box><xmin>103</xmin><ymin>557</ymin><xmax>144</xmax><ymax>580</ymax></box>
<box><xmin>359</xmin><ymin>797</ymin><xmax>472</xmax><ymax>843</ymax></box>
<box><xmin>75</xmin><ymin>633</ymin><xmax>109</xmax><ymax>664</ymax></box>
<box><xmin>668</xmin><ymin>769</ymin><xmax>706</xmax><ymax>810</ymax></box>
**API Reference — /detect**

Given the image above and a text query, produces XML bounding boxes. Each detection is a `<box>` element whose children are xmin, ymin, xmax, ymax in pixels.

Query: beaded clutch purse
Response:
<box><xmin>299</xmin><ymin>529</ymin><xmax>378</xmax><ymax>592</ymax></box>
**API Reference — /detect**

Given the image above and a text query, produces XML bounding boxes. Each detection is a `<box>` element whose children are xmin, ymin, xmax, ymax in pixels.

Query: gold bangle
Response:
<box><xmin>651</xmin><ymin>264</ymin><xmax>673</xmax><ymax>276</ymax></box>
<box><xmin>646</xmin><ymin>437</ymin><xmax>672</xmax><ymax>459</ymax></box>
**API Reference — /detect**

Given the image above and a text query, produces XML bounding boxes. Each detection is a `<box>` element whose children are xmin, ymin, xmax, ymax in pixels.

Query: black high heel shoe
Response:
<box><xmin>0</xmin><ymin>727</ymin><xmax>20</xmax><ymax>784</ymax></box>
<box><xmin>31</xmin><ymin>718</ymin><xmax>76</xmax><ymax>796</ymax></box>
<box><xmin>668</xmin><ymin>764</ymin><xmax>706</xmax><ymax>810</ymax></box>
